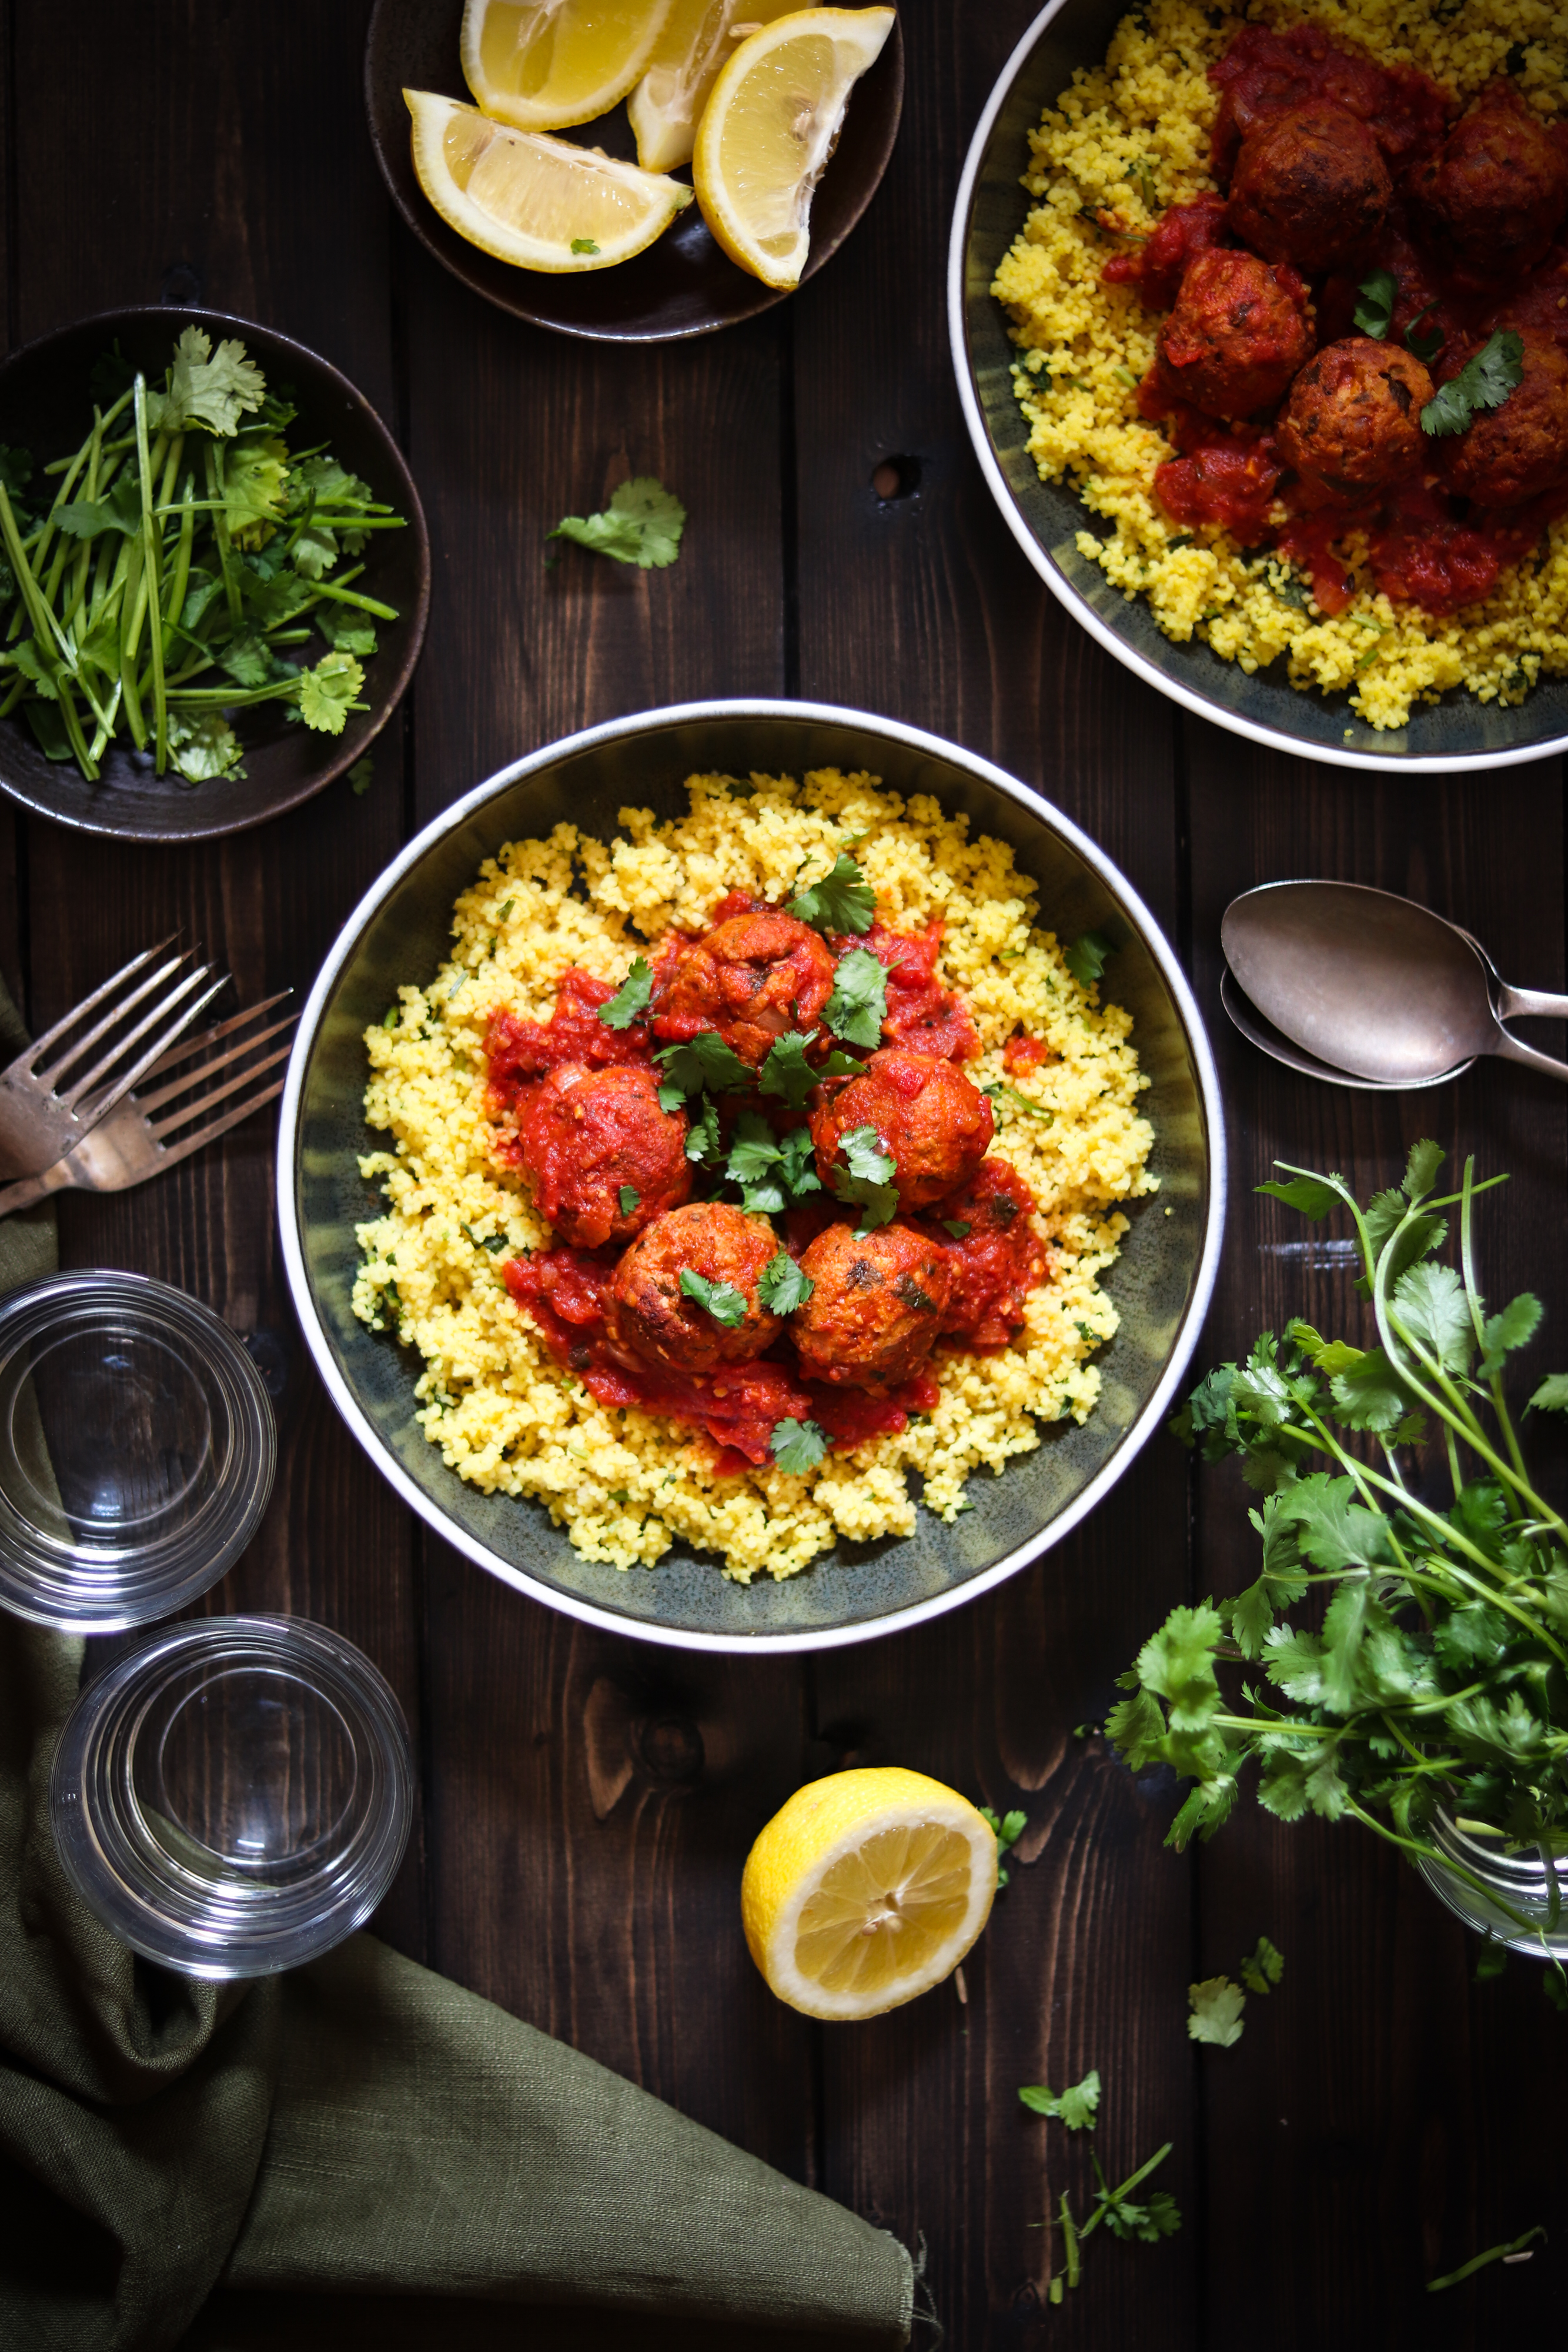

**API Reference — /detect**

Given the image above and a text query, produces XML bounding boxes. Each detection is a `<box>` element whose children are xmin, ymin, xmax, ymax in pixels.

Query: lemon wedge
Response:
<box><xmin>629</xmin><ymin>0</ymin><xmax>801</xmax><ymax>175</ymax></box>
<box><xmin>692</xmin><ymin>6</ymin><xmax>894</xmax><ymax>289</ymax></box>
<box><xmin>460</xmin><ymin>0</ymin><xmax>676</xmax><ymax>132</ymax></box>
<box><xmin>741</xmin><ymin>1767</ymin><xmax>997</xmax><ymax>2021</ymax></box>
<box><xmin>406</xmin><ymin>91</ymin><xmax>694</xmax><ymax>272</ymax></box>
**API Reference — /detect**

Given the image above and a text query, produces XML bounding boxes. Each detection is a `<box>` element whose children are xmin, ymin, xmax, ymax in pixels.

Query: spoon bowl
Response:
<box><xmin>1221</xmin><ymin>882</ymin><xmax>1568</xmax><ymax>1090</ymax></box>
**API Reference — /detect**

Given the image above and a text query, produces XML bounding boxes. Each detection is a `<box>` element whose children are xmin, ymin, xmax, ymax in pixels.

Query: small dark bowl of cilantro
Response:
<box><xmin>0</xmin><ymin>306</ymin><xmax>430</xmax><ymax>843</ymax></box>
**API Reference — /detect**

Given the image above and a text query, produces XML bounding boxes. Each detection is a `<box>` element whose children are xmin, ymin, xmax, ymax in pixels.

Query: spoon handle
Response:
<box><xmin>1496</xmin><ymin>981</ymin><xmax>1568</xmax><ymax>1023</ymax></box>
<box><xmin>1493</xmin><ymin>1027</ymin><xmax>1568</xmax><ymax>1083</ymax></box>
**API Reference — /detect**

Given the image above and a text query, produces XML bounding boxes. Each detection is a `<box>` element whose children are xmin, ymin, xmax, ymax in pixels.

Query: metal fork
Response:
<box><xmin>0</xmin><ymin>994</ymin><xmax>296</xmax><ymax>1216</ymax></box>
<box><xmin>0</xmin><ymin>940</ymin><xmax>228</xmax><ymax>1179</ymax></box>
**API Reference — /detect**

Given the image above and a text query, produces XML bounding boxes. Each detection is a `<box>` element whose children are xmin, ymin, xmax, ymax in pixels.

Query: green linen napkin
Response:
<box><xmin>0</xmin><ymin>977</ymin><xmax>912</xmax><ymax>2352</ymax></box>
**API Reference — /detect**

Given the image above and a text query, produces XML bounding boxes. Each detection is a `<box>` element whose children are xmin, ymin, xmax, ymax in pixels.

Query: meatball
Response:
<box><xmin>1276</xmin><ymin>336</ymin><xmax>1434</xmax><ymax>498</ymax></box>
<box><xmin>656</xmin><ymin>911</ymin><xmax>836</xmax><ymax>1069</ymax></box>
<box><xmin>516</xmin><ymin>1064</ymin><xmax>690</xmax><ymax>1250</ymax></box>
<box><xmin>1228</xmin><ymin>102</ymin><xmax>1391</xmax><ymax>275</ymax></box>
<box><xmin>1154</xmin><ymin>248</ymin><xmax>1315</xmax><ymax>420</ymax></box>
<box><xmin>1409</xmin><ymin>84</ymin><xmax>1568</xmax><ymax>281</ymax></box>
<box><xmin>609</xmin><ymin>1202</ymin><xmax>781</xmax><ymax>1376</ymax></box>
<box><xmin>1436</xmin><ymin>331</ymin><xmax>1568</xmax><ymax>507</ymax></box>
<box><xmin>792</xmin><ymin>1222</ymin><xmax>952</xmax><ymax>1395</ymax></box>
<box><xmin>810</xmin><ymin>1047</ymin><xmax>993</xmax><ymax>1213</ymax></box>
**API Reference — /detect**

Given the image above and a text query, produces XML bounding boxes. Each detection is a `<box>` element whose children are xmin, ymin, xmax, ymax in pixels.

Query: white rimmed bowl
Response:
<box><xmin>278</xmin><ymin>700</ymin><xmax>1225</xmax><ymax>1653</ymax></box>
<box><xmin>948</xmin><ymin>0</ymin><xmax>1568</xmax><ymax>773</ymax></box>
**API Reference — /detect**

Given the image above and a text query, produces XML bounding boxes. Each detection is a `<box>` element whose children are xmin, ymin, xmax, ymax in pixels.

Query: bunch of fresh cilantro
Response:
<box><xmin>1109</xmin><ymin>1143</ymin><xmax>1568</xmax><ymax>1933</ymax></box>
<box><xmin>0</xmin><ymin>327</ymin><xmax>407</xmax><ymax>784</ymax></box>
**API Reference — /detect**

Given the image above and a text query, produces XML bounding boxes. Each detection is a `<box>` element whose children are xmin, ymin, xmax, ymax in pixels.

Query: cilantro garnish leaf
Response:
<box><xmin>1019</xmin><ymin>2067</ymin><xmax>1099</xmax><ymax>2129</ymax></box>
<box><xmin>1188</xmin><ymin>1976</ymin><xmax>1245</xmax><ymax>2047</ymax></box>
<box><xmin>570</xmin><ymin>237</ymin><xmax>600</xmax><ymax>255</ymax></box>
<box><xmin>942</xmin><ymin>1218</ymin><xmax>972</xmax><ymax>1240</ymax></box>
<box><xmin>770</xmin><ymin>1416</ymin><xmax>828</xmax><ymax>1476</ymax></box>
<box><xmin>598</xmin><ymin>956</ymin><xmax>653</xmax><ymax>1031</ymax></box>
<box><xmin>824</xmin><ymin>946</ymin><xmax>888</xmax><ymax>1048</ymax></box>
<box><xmin>349</xmin><ymin>754</ymin><xmax>375</xmax><ymax>797</ymax></box>
<box><xmin>684</xmin><ymin>1097</ymin><xmax>723</xmax><ymax>1167</ymax></box>
<box><xmin>296</xmin><ymin>651</ymin><xmax>365</xmax><ymax>734</ymax></box>
<box><xmin>830</xmin><ymin>1124</ymin><xmax>898</xmax><ymax>1231</ymax></box>
<box><xmin>549</xmin><ymin>476</ymin><xmax>686</xmax><ymax>569</ymax></box>
<box><xmin>758</xmin><ymin>1251</ymin><xmax>813</xmax><ymax>1315</ymax></box>
<box><xmin>787</xmin><ymin>851</ymin><xmax>877</xmax><ymax>935</ymax></box>
<box><xmin>618</xmin><ymin>1185</ymin><xmax>641</xmax><ymax>1217</ymax></box>
<box><xmin>1420</xmin><ymin>330</ymin><xmax>1524</xmax><ymax>437</ymax></box>
<box><xmin>678</xmin><ymin>1268</ymin><xmax>748</xmax><ymax>1327</ymax></box>
<box><xmin>984</xmin><ymin>1080</ymin><xmax>1054</xmax><ymax>1122</ymax></box>
<box><xmin>1353</xmin><ymin>268</ymin><xmax>1396</xmax><ymax>339</ymax></box>
<box><xmin>1239</xmin><ymin>1935</ymin><xmax>1283</xmax><ymax>1996</ymax></box>
<box><xmin>758</xmin><ymin>1031</ymin><xmax>861</xmax><ymax>1115</ymax></box>
<box><xmin>724</xmin><ymin>1113</ymin><xmax>821</xmax><ymax>1215</ymax></box>
<box><xmin>1064</xmin><ymin>928</ymin><xmax>1115</xmax><ymax>987</ymax></box>
<box><xmin>1085</xmin><ymin>2144</ymin><xmax>1180</xmax><ymax>2245</ymax></box>
<box><xmin>1404</xmin><ymin>300</ymin><xmax>1445</xmax><ymax>367</ymax></box>
<box><xmin>655</xmin><ymin>1031</ymin><xmax>750</xmax><ymax>1100</ymax></box>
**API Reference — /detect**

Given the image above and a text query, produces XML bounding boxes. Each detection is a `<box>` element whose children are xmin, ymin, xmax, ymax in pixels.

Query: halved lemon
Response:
<box><xmin>741</xmin><ymin>1767</ymin><xmax>997</xmax><ymax>2021</ymax></box>
<box><xmin>629</xmin><ymin>0</ymin><xmax>801</xmax><ymax>175</ymax></box>
<box><xmin>692</xmin><ymin>6</ymin><xmax>894</xmax><ymax>289</ymax></box>
<box><xmin>406</xmin><ymin>91</ymin><xmax>694</xmax><ymax>272</ymax></box>
<box><xmin>460</xmin><ymin>0</ymin><xmax>676</xmax><ymax>133</ymax></box>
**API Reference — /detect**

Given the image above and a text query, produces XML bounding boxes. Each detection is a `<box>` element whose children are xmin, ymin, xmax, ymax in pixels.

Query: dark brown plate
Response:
<box><xmin>364</xmin><ymin>0</ymin><xmax>904</xmax><ymax>342</ymax></box>
<box><xmin>0</xmin><ymin>308</ymin><xmax>430</xmax><ymax>843</ymax></box>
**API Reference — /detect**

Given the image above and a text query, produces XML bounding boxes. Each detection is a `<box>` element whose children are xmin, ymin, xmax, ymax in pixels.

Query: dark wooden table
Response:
<box><xmin>5</xmin><ymin>4</ymin><xmax>1565</xmax><ymax>2344</ymax></box>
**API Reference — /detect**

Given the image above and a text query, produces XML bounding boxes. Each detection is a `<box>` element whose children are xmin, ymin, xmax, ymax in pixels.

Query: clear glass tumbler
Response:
<box><xmin>1416</xmin><ymin>1805</ymin><xmax>1568</xmax><ymax>1959</ymax></box>
<box><xmin>0</xmin><ymin>1269</ymin><xmax>275</xmax><ymax>1628</ymax></box>
<box><xmin>51</xmin><ymin>1615</ymin><xmax>414</xmax><ymax>1977</ymax></box>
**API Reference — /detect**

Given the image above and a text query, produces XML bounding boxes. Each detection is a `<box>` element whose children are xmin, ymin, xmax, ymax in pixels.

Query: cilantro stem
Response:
<box><xmin>205</xmin><ymin>439</ymin><xmax>244</xmax><ymax>632</ymax></box>
<box><xmin>162</xmin><ymin>479</ymin><xmax>196</xmax><ymax>664</ymax></box>
<box><xmin>1460</xmin><ymin>1158</ymin><xmax>1532</xmax><ymax>1487</ymax></box>
<box><xmin>1428</xmin><ymin>2226</ymin><xmax>1546</xmax><ymax>2293</ymax></box>
<box><xmin>304</xmin><ymin>574</ymin><xmax>398</xmax><ymax>622</ymax></box>
<box><xmin>132</xmin><ymin>381</ymin><xmax>169</xmax><ymax>775</ymax></box>
<box><xmin>1058</xmin><ymin>2193</ymin><xmax>1081</xmax><ymax>2288</ymax></box>
<box><xmin>1079</xmin><ymin>2141</ymin><xmax>1172</xmax><ymax>2240</ymax></box>
<box><xmin>0</xmin><ymin>479</ymin><xmax>99</xmax><ymax>777</ymax></box>
<box><xmin>1343</xmin><ymin>1797</ymin><xmax>1536</xmax><ymax>1930</ymax></box>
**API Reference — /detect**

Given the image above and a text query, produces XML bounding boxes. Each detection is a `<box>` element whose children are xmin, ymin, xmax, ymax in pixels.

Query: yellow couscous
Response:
<box><xmin>992</xmin><ymin>0</ymin><xmax>1568</xmax><ymax>731</ymax></box>
<box><xmin>350</xmin><ymin>769</ymin><xmax>1156</xmax><ymax>1584</ymax></box>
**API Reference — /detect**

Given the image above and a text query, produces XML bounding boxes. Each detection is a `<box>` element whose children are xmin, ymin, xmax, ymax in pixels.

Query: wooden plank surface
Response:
<box><xmin>5</xmin><ymin>0</ymin><xmax>1568</xmax><ymax>2345</ymax></box>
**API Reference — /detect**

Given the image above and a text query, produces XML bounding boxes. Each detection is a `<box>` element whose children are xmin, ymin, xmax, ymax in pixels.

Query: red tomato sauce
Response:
<box><xmin>1113</xmin><ymin>25</ymin><xmax>1568</xmax><ymax>621</ymax></box>
<box><xmin>842</xmin><ymin>920</ymin><xmax>979</xmax><ymax>1062</ymax></box>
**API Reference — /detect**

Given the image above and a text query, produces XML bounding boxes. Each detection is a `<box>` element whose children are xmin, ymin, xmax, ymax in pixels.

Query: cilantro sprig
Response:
<box><xmin>1019</xmin><ymin>2067</ymin><xmax>1098</xmax><ymax>2127</ymax></box>
<box><xmin>655</xmin><ymin>1031</ymin><xmax>750</xmax><ymax>1107</ymax></box>
<box><xmin>979</xmin><ymin>1803</ymin><xmax>1027</xmax><ymax>1885</ymax></box>
<box><xmin>0</xmin><ymin>326</ymin><xmax>404</xmax><ymax>785</ymax></box>
<box><xmin>599</xmin><ymin>956</ymin><xmax>652</xmax><ymax>1031</ymax></box>
<box><xmin>787</xmin><ymin>850</ymin><xmax>877</xmax><ymax>935</ymax></box>
<box><xmin>549</xmin><ymin>476</ymin><xmax>686</xmax><ymax>569</ymax></box>
<box><xmin>770</xmin><ymin>1416</ymin><xmax>828</xmax><ymax>1476</ymax></box>
<box><xmin>1064</xmin><ymin>928</ymin><xmax>1116</xmax><ymax>987</ymax></box>
<box><xmin>1421</xmin><ymin>330</ymin><xmax>1524</xmax><ymax>437</ymax></box>
<box><xmin>725</xmin><ymin>1112</ymin><xmax>820</xmax><ymax>1215</ymax></box>
<box><xmin>1353</xmin><ymin>267</ymin><xmax>1396</xmax><ymax>340</ymax></box>
<box><xmin>824</xmin><ymin>947</ymin><xmax>888</xmax><ymax>1048</ymax></box>
<box><xmin>758</xmin><ymin>1031</ymin><xmax>861</xmax><ymax>1117</ymax></box>
<box><xmin>1109</xmin><ymin>1143</ymin><xmax>1568</xmax><ymax>1932</ymax></box>
<box><xmin>758</xmin><ymin>1250</ymin><xmax>813</xmax><ymax>1315</ymax></box>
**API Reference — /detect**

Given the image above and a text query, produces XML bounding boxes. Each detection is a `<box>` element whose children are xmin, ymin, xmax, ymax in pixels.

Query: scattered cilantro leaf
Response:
<box><xmin>787</xmin><ymin>851</ymin><xmax>877</xmax><ymax>935</ymax></box>
<box><xmin>1404</xmin><ymin>300</ymin><xmax>1445</xmax><ymax>367</ymax></box>
<box><xmin>942</xmin><ymin>1218</ymin><xmax>972</xmax><ymax>1240</ymax></box>
<box><xmin>1239</xmin><ymin>1935</ymin><xmax>1283</xmax><ymax>1995</ymax></box>
<box><xmin>758</xmin><ymin>1251</ymin><xmax>813</xmax><ymax>1314</ymax></box>
<box><xmin>758</xmin><ymin>1031</ymin><xmax>861</xmax><ymax>1115</ymax></box>
<box><xmin>349</xmin><ymin>753</ymin><xmax>375</xmax><ymax>797</ymax></box>
<box><xmin>1083</xmin><ymin>2145</ymin><xmax>1180</xmax><ymax>2245</ymax></box>
<box><xmin>570</xmin><ymin>238</ymin><xmax>600</xmax><ymax>255</ymax></box>
<box><xmin>1421</xmin><ymin>330</ymin><xmax>1524</xmax><ymax>437</ymax></box>
<box><xmin>1188</xmin><ymin>1977</ymin><xmax>1245</xmax><ymax>2046</ymax></box>
<box><xmin>1474</xmin><ymin>1939</ymin><xmax>1507</xmax><ymax>1983</ymax></box>
<box><xmin>1064</xmin><ymin>928</ymin><xmax>1115</xmax><ymax>987</ymax></box>
<box><xmin>824</xmin><ymin>946</ymin><xmax>888</xmax><ymax>1048</ymax></box>
<box><xmin>618</xmin><ymin>1186</ymin><xmax>641</xmax><ymax>1217</ymax></box>
<box><xmin>655</xmin><ymin>1031</ymin><xmax>750</xmax><ymax>1100</ymax></box>
<box><xmin>598</xmin><ymin>956</ymin><xmax>653</xmax><ymax>1031</ymax></box>
<box><xmin>1353</xmin><ymin>268</ymin><xmax>1396</xmax><ymax>339</ymax></box>
<box><xmin>980</xmin><ymin>1803</ymin><xmax>1028</xmax><ymax>1885</ymax></box>
<box><xmin>830</xmin><ymin>1123</ymin><xmax>899</xmax><ymax>1231</ymax></box>
<box><xmin>1428</xmin><ymin>2226</ymin><xmax>1546</xmax><ymax>2293</ymax></box>
<box><xmin>984</xmin><ymin>1081</ymin><xmax>1054</xmax><ymax>1122</ymax></box>
<box><xmin>770</xmin><ymin>1417</ymin><xmax>828</xmax><ymax>1476</ymax></box>
<box><xmin>678</xmin><ymin>1268</ymin><xmax>748</xmax><ymax>1327</ymax></box>
<box><xmin>549</xmin><ymin>475</ymin><xmax>686</xmax><ymax>569</ymax></box>
<box><xmin>1019</xmin><ymin>2067</ymin><xmax>1099</xmax><ymax>2128</ymax></box>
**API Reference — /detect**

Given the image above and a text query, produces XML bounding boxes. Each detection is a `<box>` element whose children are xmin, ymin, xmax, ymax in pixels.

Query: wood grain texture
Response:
<box><xmin>1183</xmin><ymin>724</ymin><xmax>1568</xmax><ymax>2346</ymax></box>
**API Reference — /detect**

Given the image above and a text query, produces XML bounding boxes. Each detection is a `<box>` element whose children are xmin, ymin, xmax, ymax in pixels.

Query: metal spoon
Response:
<box><xmin>1220</xmin><ymin>880</ymin><xmax>1568</xmax><ymax>1090</ymax></box>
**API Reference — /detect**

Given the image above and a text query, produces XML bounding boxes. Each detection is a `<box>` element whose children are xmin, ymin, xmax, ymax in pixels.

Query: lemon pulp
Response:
<box><xmin>630</xmin><ymin>0</ymin><xmax>800</xmax><ymax>173</ymax></box>
<box><xmin>795</xmin><ymin>1821</ymin><xmax>977</xmax><ymax>1997</ymax></box>
<box><xmin>462</xmin><ymin>0</ymin><xmax>674</xmax><ymax>132</ymax></box>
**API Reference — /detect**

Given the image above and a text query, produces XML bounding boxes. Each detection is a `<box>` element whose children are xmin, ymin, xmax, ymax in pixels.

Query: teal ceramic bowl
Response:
<box><xmin>278</xmin><ymin>703</ymin><xmax>1225</xmax><ymax>1653</ymax></box>
<box><xmin>948</xmin><ymin>0</ymin><xmax>1568</xmax><ymax>773</ymax></box>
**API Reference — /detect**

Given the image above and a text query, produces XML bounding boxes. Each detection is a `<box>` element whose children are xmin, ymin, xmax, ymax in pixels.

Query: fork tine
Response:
<box><xmin>135</xmin><ymin>1013</ymin><xmax>298</xmax><ymax>1119</ymax></box>
<box><xmin>145</xmin><ymin>1076</ymin><xmax>286</xmax><ymax>1167</ymax></box>
<box><xmin>20</xmin><ymin>936</ymin><xmax>178</xmax><ymax>1068</ymax></box>
<box><xmin>149</xmin><ymin>1038</ymin><xmax>296</xmax><ymax>1137</ymax></box>
<box><xmin>62</xmin><ymin>966</ymin><xmax>222</xmax><ymax>1112</ymax></box>
<box><xmin>136</xmin><ymin>991</ymin><xmax>294</xmax><ymax>1083</ymax></box>
<box><xmin>34</xmin><ymin>949</ymin><xmax>194</xmax><ymax>1089</ymax></box>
